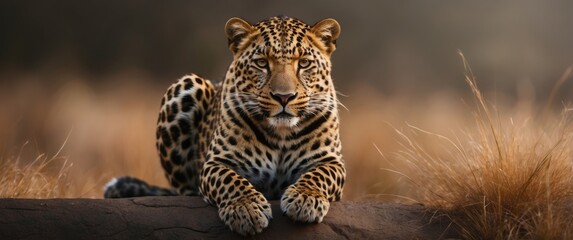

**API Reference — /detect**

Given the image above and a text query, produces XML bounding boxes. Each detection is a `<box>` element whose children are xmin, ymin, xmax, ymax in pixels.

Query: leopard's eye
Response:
<box><xmin>298</xmin><ymin>59</ymin><xmax>311</xmax><ymax>69</ymax></box>
<box><xmin>254</xmin><ymin>58</ymin><xmax>268</xmax><ymax>68</ymax></box>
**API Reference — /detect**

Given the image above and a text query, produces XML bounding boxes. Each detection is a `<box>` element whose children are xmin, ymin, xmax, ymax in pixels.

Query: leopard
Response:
<box><xmin>104</xmin><ymin>16</ymin><xmax>346</xmax><ymax>236</ymax></box>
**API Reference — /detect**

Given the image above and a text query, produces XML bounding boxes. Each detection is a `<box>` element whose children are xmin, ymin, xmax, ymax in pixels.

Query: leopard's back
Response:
<box><xmin>155</xmin><ymin>74</ymin><xmax>220</xmax><ymax>195</ymax></box>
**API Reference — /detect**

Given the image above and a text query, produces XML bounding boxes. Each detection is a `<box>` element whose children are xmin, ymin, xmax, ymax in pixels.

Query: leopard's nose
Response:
<box><xmin>270</xmin><ymin>92</ymin><xmax>297</xmax><ymax>106</ymax></box>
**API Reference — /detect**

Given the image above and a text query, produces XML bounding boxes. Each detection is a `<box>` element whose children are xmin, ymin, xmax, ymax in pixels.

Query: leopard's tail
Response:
<box><xmin>103</xmin><ymin>176</ymin><xmax>178</xmax><ymax>198</ymax></box>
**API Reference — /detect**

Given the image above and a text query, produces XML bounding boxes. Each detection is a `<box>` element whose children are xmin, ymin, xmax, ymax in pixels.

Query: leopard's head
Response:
<box><xmin>223</xmin><ymin>16</ymin><xmax>340</xmax><ymax>130</ymax></box>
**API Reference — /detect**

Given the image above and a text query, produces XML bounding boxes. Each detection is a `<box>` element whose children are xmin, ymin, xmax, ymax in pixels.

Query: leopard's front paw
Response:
<box><xmin>280</xmin><ymin>185</ymin><xmax>330</xmax><ymax>223</ymax></box>
<box><xmin>218</xmin><ymin>194</ymin><xmax>272</xmax><ymax>236</ymax></box>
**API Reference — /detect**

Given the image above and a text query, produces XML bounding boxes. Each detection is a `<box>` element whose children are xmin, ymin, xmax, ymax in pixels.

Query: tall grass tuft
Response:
<box><xmin>0</xmin><ymin>141</ymin><xmax>72</xmax><ymax>198</ymax></box>
<box><xmin>394</xmin><ymin>53</ymin><xmax>573</xmax><ymax>239</ymax></box>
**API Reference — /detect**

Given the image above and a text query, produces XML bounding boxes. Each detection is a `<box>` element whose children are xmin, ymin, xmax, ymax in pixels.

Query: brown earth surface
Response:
<box><xmin>0</xmin><ymin>196</ymin><xmax>459</xmax><ymax>239</ymax></box>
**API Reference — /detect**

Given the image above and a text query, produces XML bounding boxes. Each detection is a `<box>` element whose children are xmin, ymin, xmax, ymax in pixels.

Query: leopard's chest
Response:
<box><xmin>235</xmin><ymin>148</ymin><xmax>308</xmax><ymax>200</ymax></box>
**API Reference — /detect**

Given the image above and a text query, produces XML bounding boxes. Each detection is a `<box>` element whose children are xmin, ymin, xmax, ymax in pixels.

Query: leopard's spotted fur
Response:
<box><xmin>105</xmin><ymin>16</ymin><xmax>345</xmax><ymax>236</ymax></box>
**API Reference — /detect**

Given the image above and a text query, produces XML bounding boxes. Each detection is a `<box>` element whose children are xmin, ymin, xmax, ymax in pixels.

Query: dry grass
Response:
<box><xmin>392</xmin><ymin>54</ymin><xmax>573</xmax><ymax>239</ymax></box>
<box><xmin>0</xmin><ymin>71</ymin><xmax>169</xmax><ymax>198</ymax></box>
<box><xmin>0</xmin><ymin>141</ymin><xmax>71</xmax><ymax>198</ymax></box>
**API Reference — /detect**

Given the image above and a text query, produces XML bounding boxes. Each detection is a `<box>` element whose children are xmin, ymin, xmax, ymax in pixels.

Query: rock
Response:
<box><xmin>0</xmin><ymin>196</ymin><xmax>458</xmax><ymax>239</ymax></box>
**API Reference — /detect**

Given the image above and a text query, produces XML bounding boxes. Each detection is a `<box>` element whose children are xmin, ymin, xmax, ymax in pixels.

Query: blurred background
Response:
<box><xmin>1</xmin><ymin>0</ymin><xmax>572</xmax><ymax>199</ymax></box>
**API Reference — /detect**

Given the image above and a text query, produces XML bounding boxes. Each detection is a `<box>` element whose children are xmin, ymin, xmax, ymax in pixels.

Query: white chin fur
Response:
<box><xmin>268</xmin><ymin>116</ymin><xmax>299</xmax><ymax>128</ymax></box>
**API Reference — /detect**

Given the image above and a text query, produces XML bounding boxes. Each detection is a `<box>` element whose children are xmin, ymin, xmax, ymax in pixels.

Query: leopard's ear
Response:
<box><xmin>311</xmin><ymin>18</ymin><xmax>341</xmax><ymax>54</ymax></box>
<box><xmin>225</xmin><ymin>17</ymin><xmax>254</xmax><ymax>54</ymax></box>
